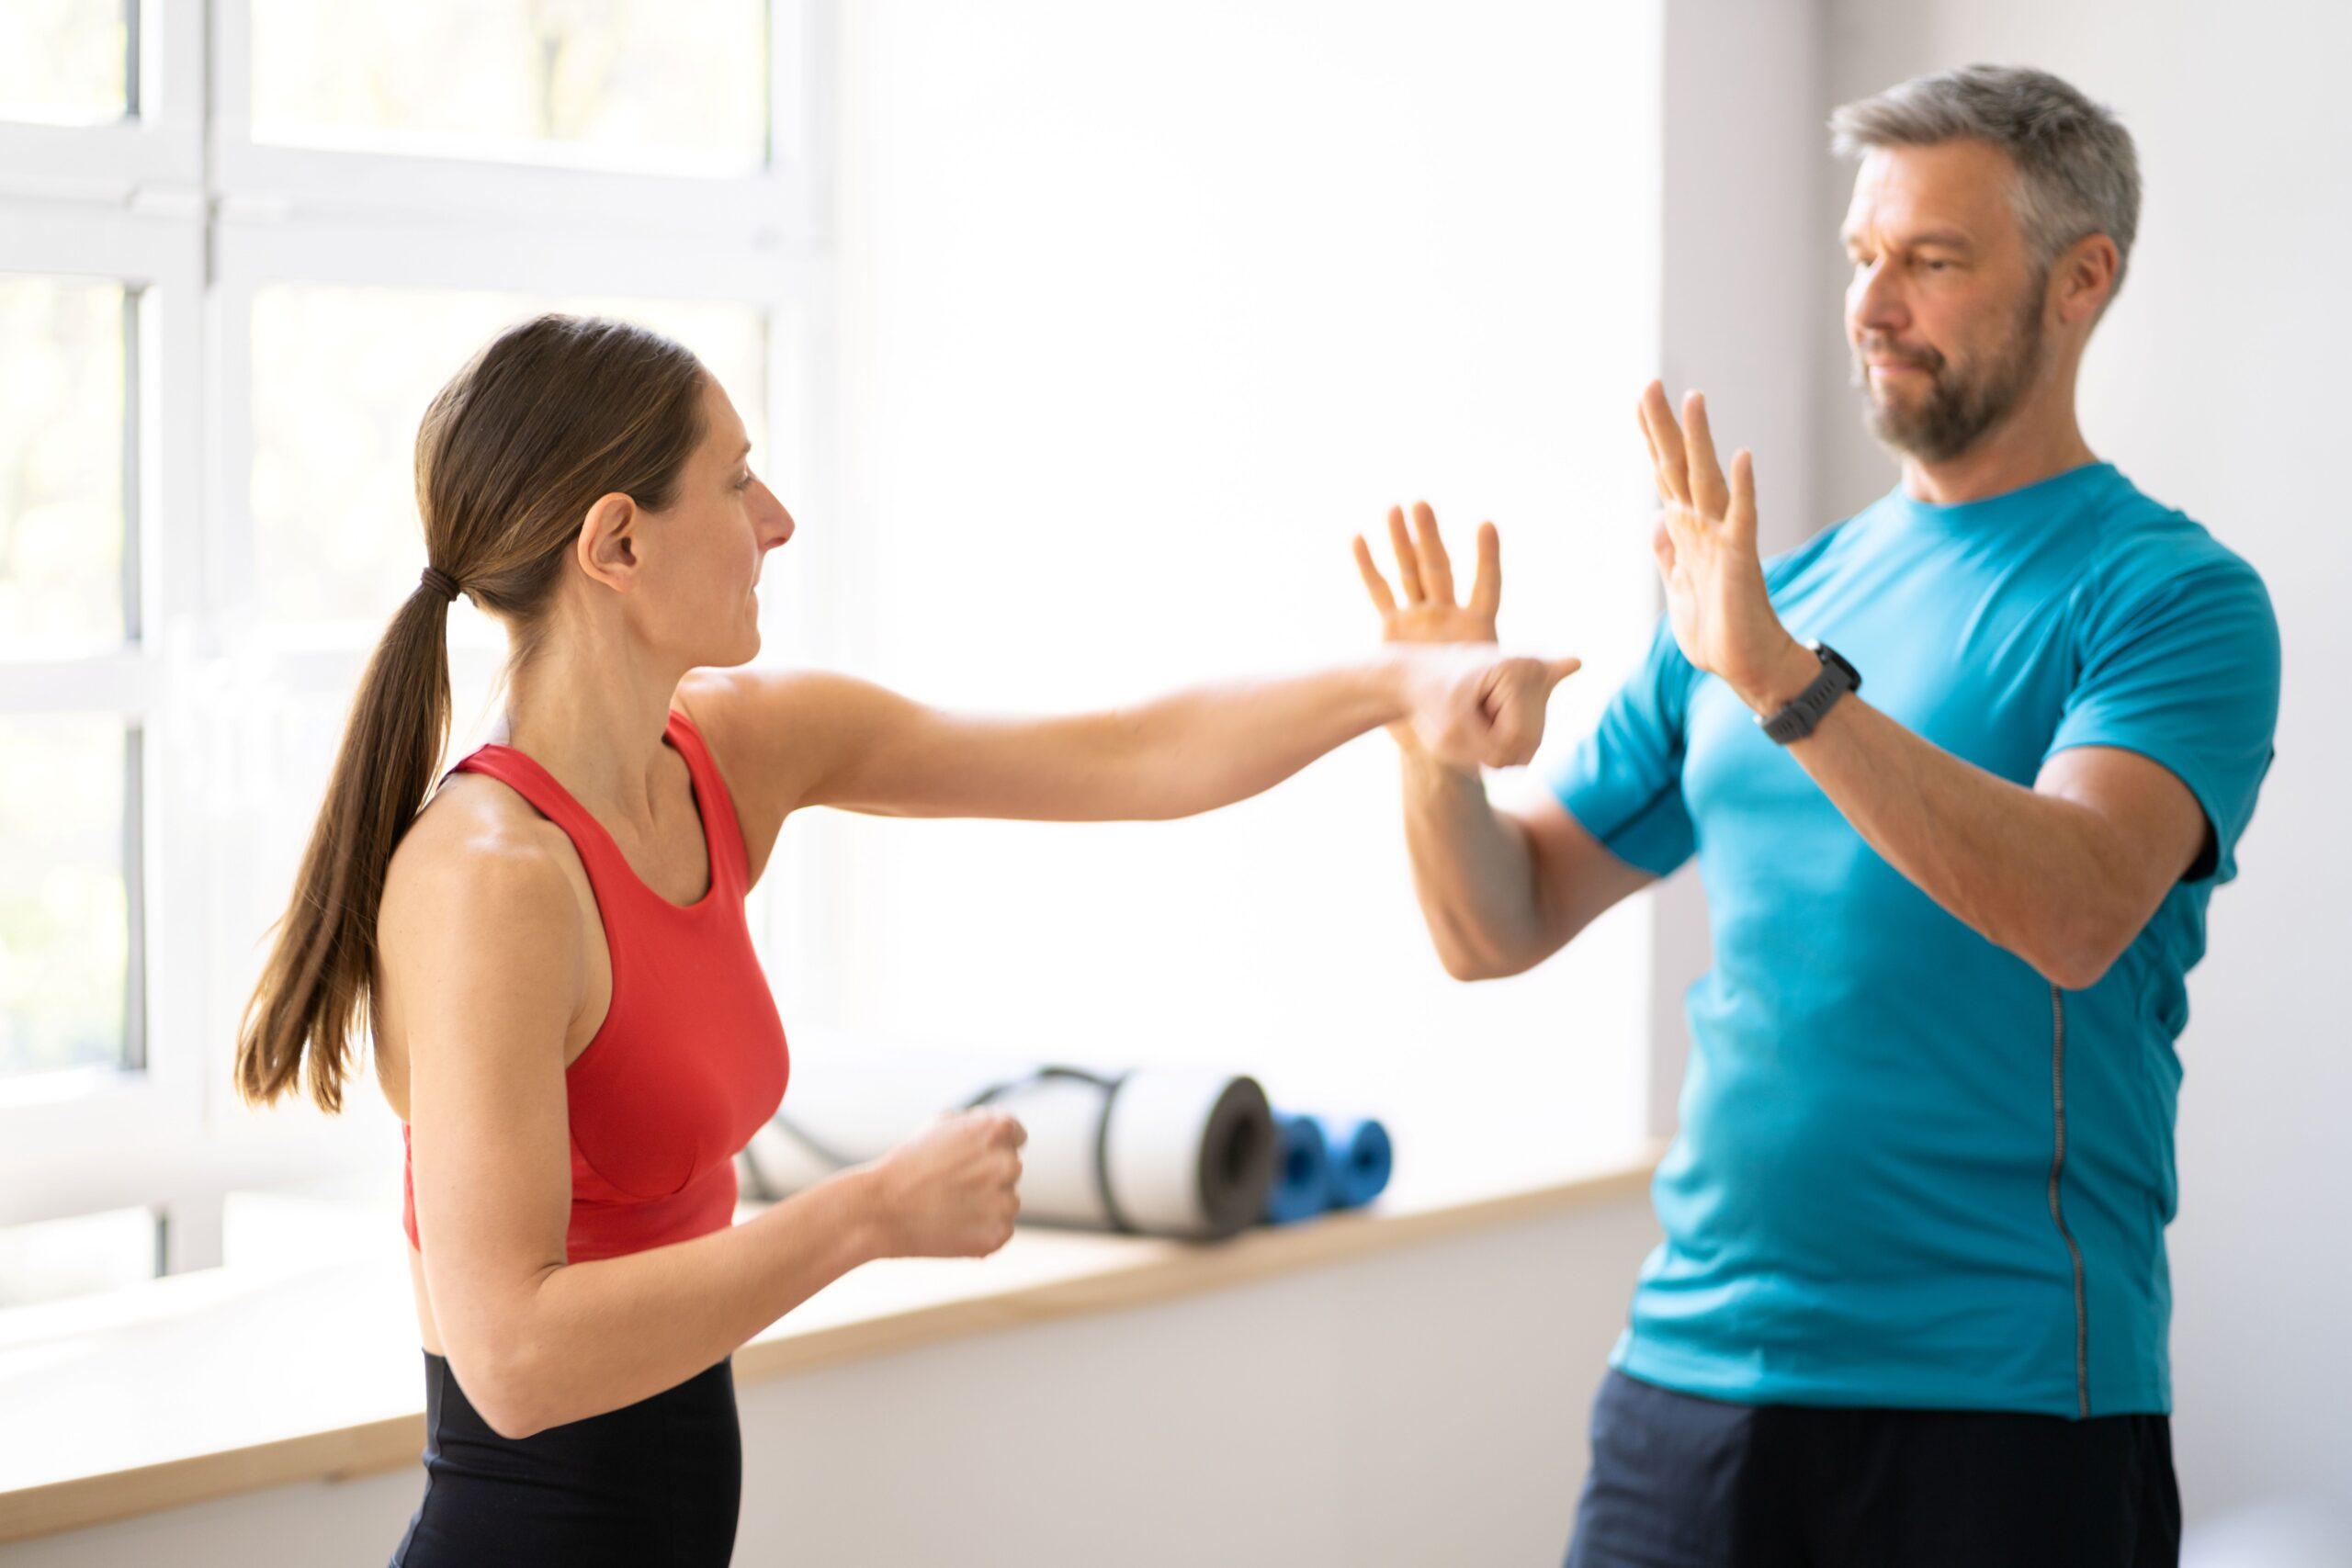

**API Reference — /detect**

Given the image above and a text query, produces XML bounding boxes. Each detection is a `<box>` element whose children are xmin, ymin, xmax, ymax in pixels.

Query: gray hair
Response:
<box><xmin>1829</xmin><ymin>64</ymin><xmax>2140</xmax><ymax>300</ymax></box>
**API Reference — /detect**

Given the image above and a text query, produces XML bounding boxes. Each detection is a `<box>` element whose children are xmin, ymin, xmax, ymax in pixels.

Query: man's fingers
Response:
<box><xmin>1468</xmin><ymin>522</ymin><xmax>1501</xmax><ymax>620</ymax></box>
<box><xmin>1351</xmin><ymin>534</ymin><xmax>1397</xmax><ymax>615</ymax></box>
<box><xmin>1639</xmin><ymin>380</ymin><xmax>1691</xmax><ymax>506</ymax></box>
<box><xmin>1650</xmin><ymin>521</ymin><xmax>1679</xmax><ymax>594</ymax></box>
<box><xmin>1727</xmin><ymin>448</ymin><xmax>1758</xmax><ymax>547</ymax></box>
<box><xmin>1658</xmin><ymin>497</ymin><xmax>1699</xmax><ymax>560</ymax></box>
<box><xmin>1544</xmin><ymin>655</ymin><xmax>1583</xmax><ymax>691</ymax></box>
<box><xmin>1637</xmin><ymin>400</ymin><xmax>1668</xmax><ymax>502</ymax></box>
<box><xmin>1411</xmin><ymin>501</ymin><xmax>1455</xmax><ymax>604</ymax></box>
<box><xmin>1683</xmin><ymin>390</ymin><xmax>1729</xmax><ymax>517</ymax></box>
<box><xmin>1386</xmin><ymin>504</ymin><xmax>1426</xmax><ymax>603</ymax></box>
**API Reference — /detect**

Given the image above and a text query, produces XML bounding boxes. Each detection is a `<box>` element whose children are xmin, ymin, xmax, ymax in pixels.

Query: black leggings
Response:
<box><xmin>390</xmin><ymin>1349</ymin><xmax>742</xmax><ymax>1566</ymax></box>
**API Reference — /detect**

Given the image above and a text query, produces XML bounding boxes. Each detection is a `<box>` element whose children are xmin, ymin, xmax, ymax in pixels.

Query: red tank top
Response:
<box><xmin>401</xmin><ymin>707</ymin><xmax>789</xmax><ymax>1262</ymax></box>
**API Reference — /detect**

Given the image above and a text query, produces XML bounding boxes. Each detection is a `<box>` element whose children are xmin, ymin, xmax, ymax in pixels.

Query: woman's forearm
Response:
<box><xmin>1110</xmin><ymin>653</ymin><xmax>1411</xmax><ymax>818</ymax></box>
<box><xmin>491</xmin><ymin>1170</ymin><xmax>883</xmax><ymax>1438</ymax></box>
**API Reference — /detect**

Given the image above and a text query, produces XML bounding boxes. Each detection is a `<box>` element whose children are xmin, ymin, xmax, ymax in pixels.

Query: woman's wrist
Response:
<box><xmin>1371</xmin><ymin>644</ymin><xmax>1442</xmax><ymax>729</ymax></box>
<box><xmin>824</xmin><ymin>1163</ymin><xmax>899</xmax><ymax>1266</ymax></box>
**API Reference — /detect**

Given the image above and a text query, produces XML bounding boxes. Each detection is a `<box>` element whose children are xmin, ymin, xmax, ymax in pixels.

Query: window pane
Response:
<box><xmin>0</xmin><ymin>0</ymin><xmax>131</xmax><ymax>127</ymax></box>
<box><xmin>0</xmin><ymin>1206</ymin><xmax>156</xmax><ymax>1309</ymax></box>
<box><xmin>247</xmin><ymin>0</ymin><xmax>768</xmax><ymax>176</ymax></box>
<box><xmin>0</xmin><ymin>276</ymin><xmax>130</xmax><ymax>656</ymax></box>
<box><xmin>250</xmin><ymin>288</ymin><xmax>768</xmax><ymax>626</ymax></box>
<box><xmin>0</xmin><ymin>718</ymin><xmax>135</xmax><ymax>1081</ymax></box>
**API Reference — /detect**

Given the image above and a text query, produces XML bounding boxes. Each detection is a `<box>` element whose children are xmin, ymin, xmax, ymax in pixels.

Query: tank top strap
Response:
<box><xmin>444</xmin><ymin>743</ymin><xmax>635</xmax><ymax>886</ymax></box>
<box><xmin>662</xmin><ymin>705</ymin><xmax>751</xmax><ymax>891</ymax></box>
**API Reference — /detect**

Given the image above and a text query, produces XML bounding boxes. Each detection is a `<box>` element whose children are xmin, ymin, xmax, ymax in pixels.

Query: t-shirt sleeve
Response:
<box><xmin>2044</xmin><ymin>546</ymin><xmax>2280</xmax><ymax>885</ymax></box>
<box><xmin>1549</xmin><ymin>614</ymin><xmax>1698</xmax><ymax>877</ymax></box>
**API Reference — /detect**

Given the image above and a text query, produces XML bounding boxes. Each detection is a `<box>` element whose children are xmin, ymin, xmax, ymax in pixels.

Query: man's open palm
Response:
<box><xmin>1353</xmin><ymin>502</ymin><xmax>1501</xmax><ymax>645</ymax></box>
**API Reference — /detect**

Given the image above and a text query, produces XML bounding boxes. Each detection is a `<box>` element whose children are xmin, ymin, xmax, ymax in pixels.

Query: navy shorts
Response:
<box><xmin>1566</xmin><ymin>1369</ymin><xmax>2179</xmax><ymax>1568</ymax></box>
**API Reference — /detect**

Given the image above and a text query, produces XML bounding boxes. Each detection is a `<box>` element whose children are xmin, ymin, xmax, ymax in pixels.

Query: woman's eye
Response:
<box><xmin>734</xmin><ymin>472</ymin><xmax>754</xmax><ymax>491</ymax></box>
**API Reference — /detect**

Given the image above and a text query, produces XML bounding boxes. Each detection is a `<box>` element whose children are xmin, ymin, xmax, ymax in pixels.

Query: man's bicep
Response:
<box><xmin>2042</xmin><ymin>550</ymin><xmax>2280</xmax><ymax>886</ymax></box>
<box><xmin>2034</xmin><ymin>744</ymin><xmax>2211</xmax><ymax>899</ymax></box>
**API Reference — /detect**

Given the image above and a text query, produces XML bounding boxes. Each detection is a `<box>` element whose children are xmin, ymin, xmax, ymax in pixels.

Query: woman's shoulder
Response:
<box><xmin>673</xmin><ymin>664</ymin><xmax>876</xmax><ymax>820</ymax></box>
<box><xmin>383</xmin><ymin>775</ymin><xmax>589</xmax><ymax>966</ymax></box>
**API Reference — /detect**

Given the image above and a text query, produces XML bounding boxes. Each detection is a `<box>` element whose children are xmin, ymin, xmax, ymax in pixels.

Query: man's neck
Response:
<box><xmin>1900</xmin><ymin>385</ymin><xmax>2098</xmax><ymax>506</ymax></box>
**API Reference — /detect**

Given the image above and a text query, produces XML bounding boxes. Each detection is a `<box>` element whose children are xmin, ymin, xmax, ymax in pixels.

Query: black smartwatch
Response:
<box><xmin>1757</xmin><ymin>640</ymin><xmax>1860</xmax><ymax>744</ymax></box>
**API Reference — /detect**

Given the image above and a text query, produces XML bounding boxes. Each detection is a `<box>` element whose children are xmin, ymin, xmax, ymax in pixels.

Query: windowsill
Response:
<box><xmin>0</xmin><ymin>1140</ymin><xmax>1661</xmax><ymax>1544</ymax></box>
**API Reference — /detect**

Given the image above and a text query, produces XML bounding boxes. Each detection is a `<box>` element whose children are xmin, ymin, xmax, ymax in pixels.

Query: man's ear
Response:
<box><xmin>2053</xmin><ymin>232</ymin><xmax>2121</xmax><ymax>327</ymax></box>
<box><xmin>574</xmin><ymin>491</ymin><xmax>641</xmax><ymax>592</ymax></box>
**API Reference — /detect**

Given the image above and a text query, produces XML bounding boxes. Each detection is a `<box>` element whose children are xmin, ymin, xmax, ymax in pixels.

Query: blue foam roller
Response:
<box><xmin>1313</xmin><ymin>1114</ymin><xmax>1393</xmax><ymax>1210</ymax></box>
<box><xmin>1261</xmin><ymin>1111</ymin><xmax>1332</xmax><ymax>1224</ymax></box>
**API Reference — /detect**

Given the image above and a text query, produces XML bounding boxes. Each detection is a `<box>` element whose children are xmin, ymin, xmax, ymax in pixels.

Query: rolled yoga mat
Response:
<box><xmin>739</xmin><ymin>1046</ymin><xmax>1277</xmax><ymax>1241</ymax></box>
<box><xmin>1311</xmin><ymin>1114</ymin><xmax>1393</xmax><ymax>1210</ymax></box>
<box><xmin>1261</xmin><ymin>1111</ymin><xmax>1332</xmax><ymax>1225</ymax></box>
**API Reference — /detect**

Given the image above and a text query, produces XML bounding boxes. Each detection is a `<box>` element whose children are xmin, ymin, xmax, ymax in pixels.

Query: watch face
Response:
<box><xmin>1815</xmin><ymin>641</ymin><xmax>1860</xmax><ymax>688</ymax></box>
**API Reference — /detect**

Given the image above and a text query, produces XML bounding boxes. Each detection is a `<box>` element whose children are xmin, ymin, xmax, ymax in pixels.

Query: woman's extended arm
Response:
<box><xmin>683</xmin><ymin>643</ymin><xmax>1579</xmax><ymax>824</ymax></box>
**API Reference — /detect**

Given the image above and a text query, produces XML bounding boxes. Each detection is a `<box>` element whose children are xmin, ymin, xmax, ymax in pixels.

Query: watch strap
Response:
<box><xmin>1758</xmin><ymin>641</ymin><xmax>1859</xmax><ymax>744</ymax></box>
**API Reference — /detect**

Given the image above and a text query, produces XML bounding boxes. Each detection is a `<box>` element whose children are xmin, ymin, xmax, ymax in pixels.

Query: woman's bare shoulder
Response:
<box><xmin>673</xmin><ymin>664</ymin><xmax>856</xmax><ymax>819</ymax></box>
<box><xmin>381</xmin><ymin>775</ymin><xmax>586</xmax><ymax>979</ymax></box>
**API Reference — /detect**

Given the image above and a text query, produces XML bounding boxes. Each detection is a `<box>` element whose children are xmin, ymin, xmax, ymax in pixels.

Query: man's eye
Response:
<box><xmin>734</xmin><ymin>472</ymin><xmax>754</xmax><ymax>491</ymax></box>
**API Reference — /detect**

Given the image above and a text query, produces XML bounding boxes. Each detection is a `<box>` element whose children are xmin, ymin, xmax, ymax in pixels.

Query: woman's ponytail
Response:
<box><xmin>234</xmin><ymin>577</ymin><xmax>454</xmax><ymax>1111</ymax></box>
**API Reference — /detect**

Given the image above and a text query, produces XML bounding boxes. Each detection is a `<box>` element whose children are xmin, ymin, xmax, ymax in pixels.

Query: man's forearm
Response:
<box><xmin>1757</xmin><ymin>659</ymin><xmax>2159</xmax><ymax>987</ymax></box>
<box><xmin>1396</xmin><ymin>745</ymin><xmax>1546</xmax><ymax>978</ymax></box>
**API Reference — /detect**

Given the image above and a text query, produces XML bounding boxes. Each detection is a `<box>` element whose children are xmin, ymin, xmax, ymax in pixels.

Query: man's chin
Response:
<box><xmin>1863</xmin><ymin>398</ymin><xmax>1944</xmax><ymax>460</ymax></box>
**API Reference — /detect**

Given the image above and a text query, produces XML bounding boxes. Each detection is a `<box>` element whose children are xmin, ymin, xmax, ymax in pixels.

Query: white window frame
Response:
<box><xmin>0</xmin><ymin>0</ymin><xmax>838</xmax><ymax>1275</ymax></box>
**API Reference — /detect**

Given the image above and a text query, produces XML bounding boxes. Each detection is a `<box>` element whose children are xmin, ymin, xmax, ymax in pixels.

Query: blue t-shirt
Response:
<box><xmin>1554</xmin><ymin>461</ymin><xmax>2278</xmax><ymax>1418</ymax></box>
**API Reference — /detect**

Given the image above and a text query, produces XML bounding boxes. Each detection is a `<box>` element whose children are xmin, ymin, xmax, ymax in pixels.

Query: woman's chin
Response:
<box><xmin>687</xmin><ymin>626</ymin><xmax>762</xmax><ymax>671</ymax></box>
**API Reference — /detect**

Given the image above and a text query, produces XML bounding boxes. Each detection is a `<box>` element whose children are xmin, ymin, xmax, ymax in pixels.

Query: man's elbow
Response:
<box><xmin>2025</xmin><ymin>911</ymin><xmax>2137</xmax><ymax>992</ymax></box>
<box><xmin>2032</xmin><ymin>949</ymin><xmax>2114</xmax><ymax>993</ymax></box>
<box><xmin>1439</xmin><ymin>945</ymin><xmax>1499</xmax><ymax>982</ymax></box>
<box><xmin>1436</xmin><ymin>934</ymin><xmax>1542</xmax><ymax>983</ymax></box>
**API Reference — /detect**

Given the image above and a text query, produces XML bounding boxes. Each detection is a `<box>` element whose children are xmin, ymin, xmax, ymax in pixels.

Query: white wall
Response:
<box><xmin>793</xmin><ymin>0</ymin><xmax>1667</xmax><ymax>1173</ymax></box>
<box><xmin>7</xmin><ymin>1193</ymin><xmax>1660</xmax><ymax>1567</ymax></box>
<box><xmin>1646</xmin><ymin>0</ymin><xmax>1827</xmax><ymax>1134</ymax></box>
<box><xmin>1818</xmin><ymin>0</ymin><xmax>2352</xmax><ymax>1527</ymax></box>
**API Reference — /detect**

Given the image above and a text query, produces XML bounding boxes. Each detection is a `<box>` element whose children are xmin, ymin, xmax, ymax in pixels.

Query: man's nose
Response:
<box><xmin>1849</xmin><ymin>260</ymin><xmax>1909</xmax><ymax>339</ymax></box>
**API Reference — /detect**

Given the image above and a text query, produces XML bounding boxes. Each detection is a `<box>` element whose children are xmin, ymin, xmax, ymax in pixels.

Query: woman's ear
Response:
<box><xmin>575</xmin><ymin>491</ymin><xmax>641</xmax><ymax>592</ymax></box>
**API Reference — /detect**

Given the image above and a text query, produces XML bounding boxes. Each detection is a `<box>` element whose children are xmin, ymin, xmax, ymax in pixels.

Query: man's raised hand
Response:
<box><xmin>1638</xmin><ymin>381</ymin><xmax>1811</xmax><ymax>712</ymax></box>
<box><xmin>1353</xmin><ymin>502</ymin><xmax>1502</xmax><ymax>645</ymax></box>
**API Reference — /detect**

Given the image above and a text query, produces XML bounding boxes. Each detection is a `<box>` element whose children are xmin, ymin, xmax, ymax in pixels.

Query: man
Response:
<box><xmin>1354</xmin><ymin>65</ymin><xmax>2278</xmax><ymax>1566</ymax></box>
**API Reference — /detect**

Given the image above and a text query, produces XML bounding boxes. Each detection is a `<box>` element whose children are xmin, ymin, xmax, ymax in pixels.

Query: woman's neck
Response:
<box><xmin>497</xmin><ymin>628</ymin><xmax>684</xmax><ymax>831</ymax></box>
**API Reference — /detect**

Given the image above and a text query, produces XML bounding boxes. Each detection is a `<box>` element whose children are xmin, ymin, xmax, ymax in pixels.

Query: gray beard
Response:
<box><xmin>1853</xmin><ymin>292</ymin><xmax>2046</xmax><ymax>465</ymax></box>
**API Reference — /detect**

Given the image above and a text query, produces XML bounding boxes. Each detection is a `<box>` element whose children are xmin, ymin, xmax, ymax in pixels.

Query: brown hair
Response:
<box><xmin>234</xmin><ymin>313</ymin><xmax>709</xmax><ymax>1111</ymax></box>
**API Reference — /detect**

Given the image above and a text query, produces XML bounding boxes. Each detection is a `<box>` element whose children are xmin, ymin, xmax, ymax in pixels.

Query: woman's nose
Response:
<box><xmin>766</xmin><ymin>503</ymin><xmax>796</xmax><ymax>549</ymax></box>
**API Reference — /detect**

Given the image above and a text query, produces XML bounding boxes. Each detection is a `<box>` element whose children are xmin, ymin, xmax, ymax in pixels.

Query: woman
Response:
<box><xmin>232</xmin><ymin>313</ymin><xmax>1576</xmax><ymax>1566</ymax></box>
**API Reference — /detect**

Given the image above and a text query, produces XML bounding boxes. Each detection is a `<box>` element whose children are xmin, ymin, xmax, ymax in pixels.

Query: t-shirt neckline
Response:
<box><xmin>1884</xmin><ymin>459</ymin><xmax>2120</xmax><ymax>535</ymax></box>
